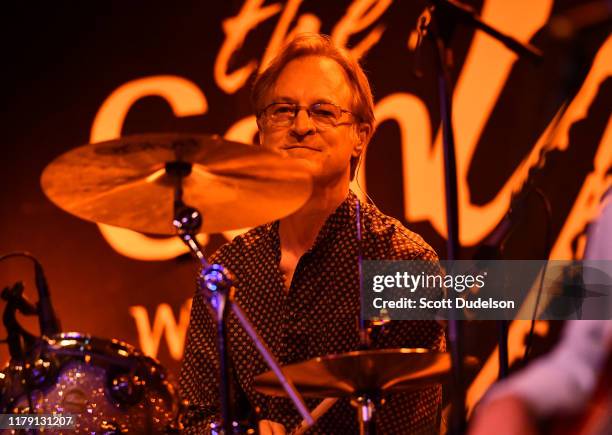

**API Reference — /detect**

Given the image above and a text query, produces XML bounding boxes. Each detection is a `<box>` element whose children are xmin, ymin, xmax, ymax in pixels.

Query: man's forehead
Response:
<box><xmin>268</xmin><ymin>56</ymin><xmax>353</xmax><ymax>105</ymax></box>
<box><xmin>273</xmin><ymin>95</ymin><xmax>336</xmax><ymax>105</ymax></box>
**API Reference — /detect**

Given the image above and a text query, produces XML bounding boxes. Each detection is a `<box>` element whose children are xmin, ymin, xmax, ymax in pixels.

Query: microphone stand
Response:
<box><xmin>165</xmin><ymin>161</ymin><xmax>314</xmax><ymax>433</ymax></box>
<box><xmin>1</xmin><ymin>282</ymin><xmax>40</xmax><ymax>415</ymax></box>
<box><xmin>1</xmin><ymin>282</ymin><xmax>39</xmax><ymax>363</ymax></box>
<box><xmin>414</xmin><ymin>1</ymin><xmax>543</xmax><ymax>433</ymax></box>
<box><xmin>0</xmin><ymin>252</ymin><xmax>61</xmax><ymax>345</ymax></box>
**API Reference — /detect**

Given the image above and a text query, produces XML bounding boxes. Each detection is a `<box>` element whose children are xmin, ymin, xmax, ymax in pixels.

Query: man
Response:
<box><xmin>180</xmin><ymin>33</ymin><xmax>445</xmax><ymax>433</ymax></box>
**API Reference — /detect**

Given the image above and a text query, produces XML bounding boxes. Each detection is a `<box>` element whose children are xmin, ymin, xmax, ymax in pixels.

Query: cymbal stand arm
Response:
<box><xmin>174</xmin><ymin>214</ymin><xmax>235</xmax><ymax>432</ymax></box>
<box><xmin>168</xmin><ymin>160</ymin><xmax>235</xmax><ymax>432</ymax></box>
<box><xmin>167</xmin><ymin>161</ymin><xmax>207</xmax><ymax>262</ymax></box>
<box><xmin>231</xmin><ymin>302</ymin><xmax>314</xmax><ymax>426</ymax></box>
<box><xmin>199</xmin><ymin>265</ymin><xmax>314</xmax><ymax>426</ymax></box>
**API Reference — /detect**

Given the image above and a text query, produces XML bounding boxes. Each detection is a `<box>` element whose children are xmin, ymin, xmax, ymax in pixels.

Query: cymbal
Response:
<box><xmin>253</xmin><ymin>348</ymin><xmax>478</xmax><ymax>398</ymax></box>
<box><xmin>41</xmin><ymin>133</ymin><xmax>312</xmax><ymax>235</ymax></box>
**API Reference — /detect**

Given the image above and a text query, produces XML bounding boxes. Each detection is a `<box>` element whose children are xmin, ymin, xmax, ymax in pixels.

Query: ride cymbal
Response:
<box><xmin>41</xmin><ymin>133</ymin><xmax>312</xmax><ymax>235</ymax></box>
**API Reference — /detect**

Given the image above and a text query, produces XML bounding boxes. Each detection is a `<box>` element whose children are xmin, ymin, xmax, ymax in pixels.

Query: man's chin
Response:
<box><xmin>290</xmin><ymin>157</ymin><xmax>319</xmax><ymax>172</ymax></box>
<box><xmin>283</xmin><ymin>146</ymin><xmax>321</xmax><ymax>156</ymax></box>
<box><xmin>281</xmin><ymin>156</ymin><xmax>321</xmax><ymax>177</ymax></box>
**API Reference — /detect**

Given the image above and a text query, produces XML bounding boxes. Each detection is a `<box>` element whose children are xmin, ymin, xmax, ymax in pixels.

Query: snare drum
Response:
<box><xmin>0</xmin><ymin>332</ymin><xmax>178</xmax><ymax>433</ymax></box>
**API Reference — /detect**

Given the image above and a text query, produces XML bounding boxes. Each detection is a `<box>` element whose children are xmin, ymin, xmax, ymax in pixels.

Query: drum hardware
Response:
<box><xmin>36</xmin><ymin>132</ymin><xmax>484</xmax><ymax>433</ymax></box>
<box><xmin>99</xmin><ymin>419</ymin><xmax>123</xmax><ymax>433</ymax></box>
<box><xmin>23</xmin><ymin>353</ymin><xmax>60</xmax><ymax>391</ymax></box>
<box><xmin>40</xmin><ymin>133</ymin><xmax>316</xmax><ymax>433</ymax></box>
<box><xmin>164</xmin><ymin>145</ymin><xmax>315</xmax><ymax>433</ymax></box>
<box><xmin>1</xmin><ymin>281</ymin><xmax>39</xmax><ymax>363</ymax></box>
<box><xmin>40</xmin><ymin>133</ymin><xmax>313</xmax><ymax>236</ymax></box>
<box><xmin>107</xmin><ymin>371</ymin><xmax>146</xmax><ymax>407</ymax></box>
<box><xmin>0</xmin><ymin>252</ymin><xmax>63</xmax><ymax>422</ymax></box>
<box><xmin>1</xmin><ymin>255</ymin><xmax>180</xmax><ymax>432</ymax></box>
<box><xmin>0</xmin><ymin>251</ymin><xmax>60</xmax><ymax>359</ymax></box>
<box><xmin>1</xmin><ymin>333</ymin><xmax>179</xmax><ymax>433</ymax></box>
<box><xmin>209</xmin><ymin>420</ymin><xmax>256</xmax><ymax>435</ymax></box>
<box><xmin>254</xmin><ymin>348</ymin><xmax>479</xmax><ymax>434</ymax></box>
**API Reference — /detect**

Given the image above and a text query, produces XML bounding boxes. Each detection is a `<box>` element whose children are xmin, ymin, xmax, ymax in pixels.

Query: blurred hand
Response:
<box><xmin>259</xmin><ymin>419</ymin><xmax>286</xmax><ymax>435</ymax></box>
<box><xmin>469</xmin><ymin>395</ymin><xmax>538</xmax><ymax>435</ymax></box>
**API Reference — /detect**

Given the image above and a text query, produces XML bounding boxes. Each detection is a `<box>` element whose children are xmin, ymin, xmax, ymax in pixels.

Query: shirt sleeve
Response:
<box><xmin>479</xmin><ymin>320</ymin><xmax>612</xmax><ymax>417</ymax></box>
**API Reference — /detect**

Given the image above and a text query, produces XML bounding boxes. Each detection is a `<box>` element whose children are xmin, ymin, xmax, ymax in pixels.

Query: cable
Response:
<box><xmin>353</xmin><ymin>147</ymin><xmax>380</xmax><ymax>208</ymax></box>
<box><xmin>0</xmin><ymin>251</ymin><xmax>42</xmax><ymax>268</ymax></box>
<box><xmin>522</xmin><ymin>188</ymin><xmax>553</xmax><ymax>361</ymax></box>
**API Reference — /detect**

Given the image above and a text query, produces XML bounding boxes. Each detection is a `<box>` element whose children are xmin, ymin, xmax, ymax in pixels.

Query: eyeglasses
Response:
<box><xmin>257</xmin><ymin>102</ymin><xmax>359</xmax><ymax>130</ymax></box>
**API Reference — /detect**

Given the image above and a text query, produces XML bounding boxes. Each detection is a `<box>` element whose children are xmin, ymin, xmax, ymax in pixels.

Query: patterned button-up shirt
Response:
<box><xmin>180</xmin><ymin>191</ymin><xmax>445</xmax><ymax>433</ymax></box>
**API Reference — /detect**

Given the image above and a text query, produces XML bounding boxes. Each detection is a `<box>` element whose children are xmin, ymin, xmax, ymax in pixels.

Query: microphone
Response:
<box><xmin>548</xmin><ymin>0</ymin><xmax>612</xmax><ymax>40</ymax></box>
<box><xmin>474</xmin><ymin>145</ymin><xmax>553</xmax><ymax>261</ymax></box>
<box><xmin>34</xmin><ymin>261</ymin><xmax>61</xmax><ymax>337</ymax></box>
<box><xmin>410</xmin><ymin>6</ymin><xmax>433</xmax><ymax>79</ymax></box>
<box><xmin>431</xmin><ymin>0</ymin><xmax>544</xmax><ymax>62</ymax></box>
<box><xmin>473</xmin><ymin>196</ymin><xmax>526</xmax><ymax>261</ymax></box>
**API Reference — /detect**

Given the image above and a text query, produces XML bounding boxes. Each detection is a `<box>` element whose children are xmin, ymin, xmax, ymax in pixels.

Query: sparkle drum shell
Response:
<box><xmin>0</xmin><ymin>332</ymin><xmax>178</xmax><ymax>433</ymax></box>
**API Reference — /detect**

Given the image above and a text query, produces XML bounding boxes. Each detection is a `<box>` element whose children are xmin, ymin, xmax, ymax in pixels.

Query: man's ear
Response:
<box><xmin>352</xmin><ymin>123</ymin><xmax>372</xmax><ymax>157</ymax></box>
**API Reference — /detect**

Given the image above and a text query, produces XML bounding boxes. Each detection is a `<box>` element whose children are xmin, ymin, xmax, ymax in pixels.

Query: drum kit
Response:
<box><xmin>1</xmin><ymin>133</ymin><xmax>477</xmax><ymax>433</ymax></box>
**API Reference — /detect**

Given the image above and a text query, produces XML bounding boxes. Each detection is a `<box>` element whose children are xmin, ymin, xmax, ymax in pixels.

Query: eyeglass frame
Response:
<box><xmin>256</xmin><ymin>101</ymin><xmax>362</xmax><ymax>130</ymax></box>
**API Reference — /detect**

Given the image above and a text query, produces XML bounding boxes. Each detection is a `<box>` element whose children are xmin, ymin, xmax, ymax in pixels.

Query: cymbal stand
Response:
<box><xmin>354</xmin><ymin>394</ymin><xmax>377</xmax><ymax>435</ymax></box>
<box><xmin>166</xmin><ymin>161</ymin><xmax>314</xmax><ymax>433</ymax></box>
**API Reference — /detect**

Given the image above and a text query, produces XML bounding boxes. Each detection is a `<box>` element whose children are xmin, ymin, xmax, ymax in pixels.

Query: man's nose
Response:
<box><xmin>291</xmin><ymin>108</ymin><xmax>315</xmax><ymax>136</ymax></box>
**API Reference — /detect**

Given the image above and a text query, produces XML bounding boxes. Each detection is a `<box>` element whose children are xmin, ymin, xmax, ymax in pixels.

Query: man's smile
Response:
<box><xmin>282</xmin><ymin>144</ymin><xmax>322</xmax><ymax>152</ymax></box>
